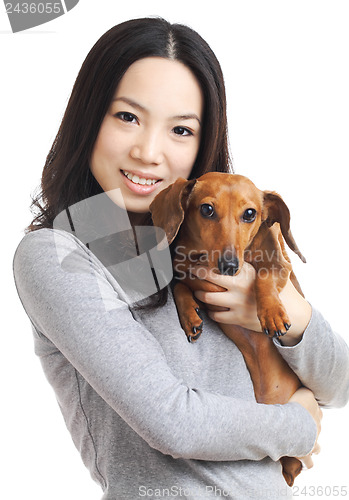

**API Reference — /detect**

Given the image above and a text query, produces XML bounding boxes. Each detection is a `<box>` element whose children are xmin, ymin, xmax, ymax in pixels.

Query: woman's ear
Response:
<box><xmin>263</xmin><ymin>191</ymin><xmax>306</xmax><ymax>263</ymax></box>
<box><xmin>149</xmin><ymin>178</ymin><xmax>197</xmax><ymax>245</ymax></box>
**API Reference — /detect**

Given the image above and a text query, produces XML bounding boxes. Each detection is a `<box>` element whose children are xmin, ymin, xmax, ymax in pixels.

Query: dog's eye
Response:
<box><xmin>242</xmin><ymin>208</ymin><xmax>257</xmax><ymax>222</ymax></box>
<box><xmin>200</xmin><ymin>204</ymin><xmax>215</xmax><ymax>218</ymax></box>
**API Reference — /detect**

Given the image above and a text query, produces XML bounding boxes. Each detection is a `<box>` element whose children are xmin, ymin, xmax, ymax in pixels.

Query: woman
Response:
<box><xmin>13</xmin><ymin>17</ymin><xmax>349</xmax><ymax>499</ymax></box>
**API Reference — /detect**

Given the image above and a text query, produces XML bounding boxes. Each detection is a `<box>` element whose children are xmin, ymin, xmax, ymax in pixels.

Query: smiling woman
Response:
<box><xmin>90</xmin><ymin>57</ymin><xmax>203</xmax><ymax>213</ymax></box>
<box><xmin>13</xmin><ymin>16</ymin><xmax>349</xmax><ymax>500</ymax></box>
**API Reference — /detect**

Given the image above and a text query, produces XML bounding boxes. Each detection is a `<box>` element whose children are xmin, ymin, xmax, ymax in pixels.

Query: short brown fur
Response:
<box><xmin>150</xmin><ymin>172</ymin><xmax>307</xmax><ymax>486</ymax></box>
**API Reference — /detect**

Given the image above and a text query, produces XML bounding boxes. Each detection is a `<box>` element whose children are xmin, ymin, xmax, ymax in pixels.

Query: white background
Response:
<box><xmin>1</xmin><ymin>1</ymin><xmax>349</xmax><ymax>498</ymax></box>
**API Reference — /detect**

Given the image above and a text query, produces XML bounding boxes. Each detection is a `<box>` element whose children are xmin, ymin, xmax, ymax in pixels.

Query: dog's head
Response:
<box><xmin>149</xmin><ymin>172</ymin><xmax>305</xmax><ymax>275</ymax></box>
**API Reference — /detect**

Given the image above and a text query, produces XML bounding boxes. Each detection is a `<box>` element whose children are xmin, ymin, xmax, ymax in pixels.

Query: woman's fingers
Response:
<box><xmin>194</xmin><ymin>289</ymin><xmax>231</xmax><ymax>308</ymax></box>
<box><xmin>313</xmin><ymin>441</ymin><xmax>321</xmax><ymax>455</ymax></box>
<box><xmin>189</xmin><ymin>262</ymin><xmax>262</xmax><ymax>330</ymax></box>
<box><xmin>299</xmin><ymin>441</ymin><xmax>321</xmax><ymax>470</ymax></box>
<box><xmin>300</xmin><ymin>454</ymin><xmax>314</xmax><ymax>470</ymax></box>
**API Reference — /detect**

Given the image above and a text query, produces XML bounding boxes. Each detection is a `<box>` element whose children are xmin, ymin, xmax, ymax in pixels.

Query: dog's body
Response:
<box><xmin>150</xmin><ymin>172</ymin><xmax>307</xmax><ymax>487</ymax></box>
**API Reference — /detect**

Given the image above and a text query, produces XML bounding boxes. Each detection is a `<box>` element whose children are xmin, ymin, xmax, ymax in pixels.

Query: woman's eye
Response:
<box><xmin>173</xmin><ymin>126</ymin><xmax>192</xmax><ymax>136</ymax></box>
<box><xmin>116</xmin><ymin>112</ymin><xmax>137</xmax><ymax>123</ymax></box>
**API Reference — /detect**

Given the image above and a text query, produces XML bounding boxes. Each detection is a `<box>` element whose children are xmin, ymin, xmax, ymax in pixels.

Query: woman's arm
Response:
<box><xmin>192</xmin><ymin>264</ymin><xmax>349</xmax><ymax>408</ymax></box>
<box><xmin>13</xmin><ymin>228</ymin><xmax>317</xmax><ymax>462</ymax></box>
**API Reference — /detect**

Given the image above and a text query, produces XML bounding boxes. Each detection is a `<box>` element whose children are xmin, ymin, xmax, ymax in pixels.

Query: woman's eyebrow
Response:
<box><xmin>113</xmin><ymin>96</ymin><xmax>146</xmax><ymax>112</ymax></box>
<box><xmin>113</xmin><ymin>96</ymin><xmax>201</xmax><ymax>126</ymax></box>
<box><xmin>172</xmin><ymin>114</ymin><xmax>201</xmax><ymax>126</ymax></box>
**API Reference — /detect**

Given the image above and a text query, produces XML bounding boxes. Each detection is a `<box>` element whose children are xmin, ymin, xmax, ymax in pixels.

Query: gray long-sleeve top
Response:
<box><xmin>13</xmin><ymin>228</ymin><xmax>349</xmax><ymax>499</ymax></box>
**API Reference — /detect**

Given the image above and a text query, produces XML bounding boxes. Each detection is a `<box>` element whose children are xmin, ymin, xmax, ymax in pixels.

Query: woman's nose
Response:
<box><xmin>130</xmin><ymin>130</ymin><xmax>164</xmax><ymax>165</ymax></box>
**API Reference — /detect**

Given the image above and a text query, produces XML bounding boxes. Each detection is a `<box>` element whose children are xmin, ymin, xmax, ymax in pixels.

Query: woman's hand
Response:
<box><xmin>191</xmin><ymin>263</ymin><xmax>261</xmax><ymax>332</ymax></box>
<box><xmin>288</xmin><ymin>387</ymin><xmax>323</xmax><ymax>469</ymax></box>
<box><xmin>190</xmin><ymin>263</ymin><xmax>312</xmax><ymax>344</ymax></box>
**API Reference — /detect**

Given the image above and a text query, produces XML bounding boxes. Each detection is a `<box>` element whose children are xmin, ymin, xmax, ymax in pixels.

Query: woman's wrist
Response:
<box><xmin>278</xmin><ymin>279</ymin><xmax>312</xmax><ymax>346</ymax></box>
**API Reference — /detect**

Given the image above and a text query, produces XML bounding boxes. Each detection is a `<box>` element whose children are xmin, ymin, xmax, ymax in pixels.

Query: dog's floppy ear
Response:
<box><xmin>149</xmin><ymin>178</ymin><xmax>197</xmax><ymax>245</ymax></box>
<box><xmin>263</xmin><ymin>191</ymin><xmax>306</xmax><ymax>263</ymax></box>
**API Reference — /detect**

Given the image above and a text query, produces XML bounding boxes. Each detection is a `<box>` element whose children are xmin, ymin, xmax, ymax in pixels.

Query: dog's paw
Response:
<box><xmin>258</xmin><ymin>301</ymin><xmax>291</xmax><ymax>338</ymax></box>
<box><xmin>182</xmin><ymin>307</ymin><xmax>204</xmax><ymax>343</ymax></box>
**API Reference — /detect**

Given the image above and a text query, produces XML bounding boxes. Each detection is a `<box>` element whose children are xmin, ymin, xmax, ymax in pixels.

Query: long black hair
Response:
<box><xmin>27</xmin><ymin>17</ymin><xmax>233</xmax><ymax>308</ymax></box>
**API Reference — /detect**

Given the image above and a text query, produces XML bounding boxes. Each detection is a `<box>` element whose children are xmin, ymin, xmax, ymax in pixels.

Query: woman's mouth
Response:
<box><xmin>121</xmin><ymin>170</ymin><xmax>161</xmax><ymax>186</ymax></box>
<box><xmin>120</xmin><ymin>169</ymin><xmax>163</xmax><ymax>195</ymax></box>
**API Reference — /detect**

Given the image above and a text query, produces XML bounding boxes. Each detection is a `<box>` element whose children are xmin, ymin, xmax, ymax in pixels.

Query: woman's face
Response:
<box><xmin>90</xmin><ymin>57</ymin><xmax>203</xmax><ymax>213</ymax></box>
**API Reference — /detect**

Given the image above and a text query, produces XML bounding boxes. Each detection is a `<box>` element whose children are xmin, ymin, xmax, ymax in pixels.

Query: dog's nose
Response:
<box><xmin>218</xmin><ymin>253</ymin><xmax>240</xmax><ymax>276</ymax></box>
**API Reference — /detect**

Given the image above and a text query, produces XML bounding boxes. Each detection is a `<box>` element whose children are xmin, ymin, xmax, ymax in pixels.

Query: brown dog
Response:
<box><xmin>150</xmin><ymin>172</ymin><xmax>307</xmax><ymax>487</ymax></box>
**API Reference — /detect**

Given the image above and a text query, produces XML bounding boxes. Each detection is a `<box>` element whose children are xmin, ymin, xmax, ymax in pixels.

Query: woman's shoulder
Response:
<box><xmin>13</xmin><ymin>228</ymin><xmax>91</xmax><ymax>283</ymax></box>
<box><xmin>15</xmin><ymin>227</ymin><xmax>87</xmax><ymax>260</ymax></box>
<box><xmin>15</xmin><ymin>227</ymin><xmax>85</xmax><ymax>252</ymax></box>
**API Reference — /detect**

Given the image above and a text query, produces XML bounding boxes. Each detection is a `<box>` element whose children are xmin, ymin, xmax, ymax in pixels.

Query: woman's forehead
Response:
<box><xmin>113</xmin><ymin>57</ymin><xmax>203</xmax><ymax>119</ymax></box>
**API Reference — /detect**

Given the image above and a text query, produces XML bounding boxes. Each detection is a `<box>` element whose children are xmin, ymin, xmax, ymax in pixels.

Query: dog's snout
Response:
<box><xmin>218</xmin><ymin>251</ymin><xmax>240</xmax><ymax>276</ymax></box>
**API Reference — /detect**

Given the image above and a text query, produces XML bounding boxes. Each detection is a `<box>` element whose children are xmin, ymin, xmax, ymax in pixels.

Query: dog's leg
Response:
<box><xmin>173</xmin><ymin>274</ymin><xmax>226</xmax><ymax>342</ymax></box>
<box><xmin>173</xmin><ymin>281</ymin><xmax>204</xmax><ymax>342</ymax></box>
<box><xmin>254</xmin><ymin>271</ymin><xmax>291</xmax><ymax>338</ymax></box>
<box><xmin>249</xmin><ymin>229</ymin><xmax>292</xmax><ymax>338</ymax></box>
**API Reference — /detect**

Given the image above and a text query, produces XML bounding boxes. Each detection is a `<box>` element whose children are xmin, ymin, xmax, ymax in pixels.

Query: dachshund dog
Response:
<box><xmin>150</xmin><ymin>172</ymin><xmax>307</xmax><ymax>487</ymax></box>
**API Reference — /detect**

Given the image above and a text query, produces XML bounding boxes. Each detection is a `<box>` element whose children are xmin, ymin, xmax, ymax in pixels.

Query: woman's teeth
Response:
<box><xmin>122</xmin><ymin>170</ymin><xmax>160</xmax><ymax>185</ymax></box>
